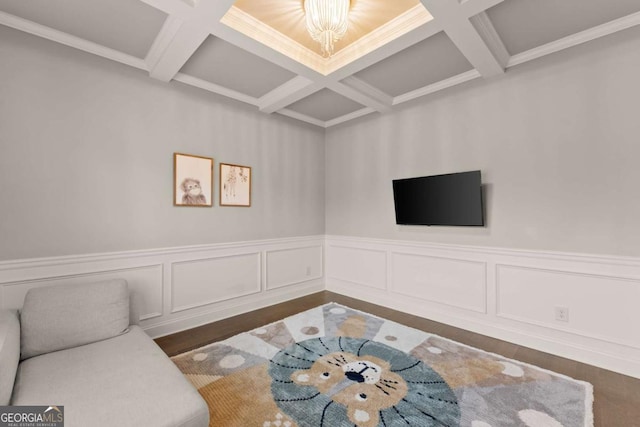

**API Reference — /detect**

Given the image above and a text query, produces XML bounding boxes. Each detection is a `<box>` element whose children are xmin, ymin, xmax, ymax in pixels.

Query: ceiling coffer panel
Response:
<box><xmin>354</xmin><ymin>32</ymin><xmax>474</xmax><ymax>98</ymax></box>
<box><xmin>0</xmin><ymin>0</ymin><xmax>167</xmax><ymax>58</ymax></box>
<box><xmin>180</xmin><ymin>36</ymin><xmax>297</xmax><ymax>98</ymax></box>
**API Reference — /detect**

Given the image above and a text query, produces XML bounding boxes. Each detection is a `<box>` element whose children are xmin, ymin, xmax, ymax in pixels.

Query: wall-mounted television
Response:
<box><xmin>392</xmin><ymin>170</ymin><xmax>484</xmax><ymax>226</ymax></box>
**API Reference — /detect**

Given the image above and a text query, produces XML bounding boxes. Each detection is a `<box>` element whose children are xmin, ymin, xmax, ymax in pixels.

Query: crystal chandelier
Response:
<box><xmin>304</xmin><ymin>0</ymin><xmax>350</xmax><ymax>58</ymax></box>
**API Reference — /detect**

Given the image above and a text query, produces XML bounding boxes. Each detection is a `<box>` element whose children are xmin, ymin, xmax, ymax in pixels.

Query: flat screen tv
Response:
<box><xmin>392</xmin><ymin>170</ymin><xmax>484</xmax><ymax>226</ymax></box>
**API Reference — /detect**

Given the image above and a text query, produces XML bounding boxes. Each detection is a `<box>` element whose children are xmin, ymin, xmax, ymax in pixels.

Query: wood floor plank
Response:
<box><xmin>155</xmin><ymin>291</ymin><xmax>640</xmax><ymax>426</ymax></box>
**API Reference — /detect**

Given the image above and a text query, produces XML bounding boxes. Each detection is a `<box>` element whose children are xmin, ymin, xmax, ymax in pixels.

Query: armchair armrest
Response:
<box><xmin>0</xmin><ymin>310</ymin><xmax>20</xmax><ymax>405</ymax></box>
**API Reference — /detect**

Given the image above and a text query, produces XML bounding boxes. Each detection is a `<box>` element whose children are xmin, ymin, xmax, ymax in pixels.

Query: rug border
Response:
<box><xmin>172</xmin><ymin>302</ymin><xmax>594</xmax><ymax>427</ymax></box>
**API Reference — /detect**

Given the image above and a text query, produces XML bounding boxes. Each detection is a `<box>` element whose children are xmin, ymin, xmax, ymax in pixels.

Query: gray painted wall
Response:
<box><xmin>3</xmin><ymin>24</ymin><xmax>640</xmax><ymax>261</ymax></box>
<box><xmin>326</xmin><ymin>27</ymin><xmax>640</xmax><ymax>257</ymax></box>
<box><xmin>0</xmin><ymin>26</ymin><xmax>325</xmax><ymax>261</ymax></box>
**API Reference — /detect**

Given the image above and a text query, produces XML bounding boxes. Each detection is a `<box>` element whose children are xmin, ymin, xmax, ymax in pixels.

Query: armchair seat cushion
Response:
<box><xmin>11</xmin><ymin>326</ymin><xmax>209</xmax><ymax>427</ymax></box>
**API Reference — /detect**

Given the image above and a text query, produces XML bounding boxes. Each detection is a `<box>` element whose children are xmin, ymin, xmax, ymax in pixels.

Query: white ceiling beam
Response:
<box><xmin>469</xmin><ymin>12</ymin><xmax>509</xmax><ymax>69</ymax></box>
<box><xmin>329</xmin><ymin>77</ymin><xmax>393</xmax><ymax>113</ymax></box>
<box><xmin>145</xmin><ymin>0</ymin><xmax>235</xmax><ymax>82</ymax></box>
<box><xmin>208</xmin><ymin>14</ymin><xmax>442</xmax><ymax>88</ymax></box>
<box><xmin>261</xmin><ymin>76</ymin><xmax>393</xmax><ymax>116</ymax></box>
<box><xmin>147</xmin><ymin>24</ymin><xmax>210</xmax><ymax>82</ymax></box>
<box><xmin>186</xmin><ymin>3</ymin><xmax>441</xmax><ymax>113</ymax></box>
<box><xmin>145</xmin><ymin>15</ymin><xmax>184</xmax><ymax>71</ymax></box>
<box><xmin>4</xmin><ymin>0</ymin><xmax>637</xmax><ymax>129</ymax></box>
<box><xmin>259</xmin><ymin>76</ymin><xmax>325</xmax><ymax>114</ymax></box>
<box><xmin>420</xmin><ymin>0</ymin><xmax>504</xmax><ymax>77</ymax></box>
<box><xmin>440</xmin><ymin>25</ymin><xmax>504</xmax><ymax>77</ymax></box>
<box><xmin>209</xmin><ymin>18</ymin><xmax>440</xmax><ymax>113</ymax></box>
<box><xmin>144</xmin><ymin>0</ymin><xmax>326</xmax><ymax>96</ymax></box>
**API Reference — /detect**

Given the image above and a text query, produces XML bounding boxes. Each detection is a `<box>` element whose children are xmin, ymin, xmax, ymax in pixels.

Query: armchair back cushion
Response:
<box><xmin>0</xmin><ymin>310</ymin><xmax>20</xmax><ymax>405</ymax></box>
<box><xmin>20</xmin><ymin>279</ymin><xmax>130</xmax><ymax>360</ymax></box>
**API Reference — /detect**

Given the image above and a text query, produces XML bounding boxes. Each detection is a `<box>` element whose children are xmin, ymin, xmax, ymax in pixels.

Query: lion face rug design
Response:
<box><xmin>270</xmin><ymin>337</ymin><xmax>460</xmax><ymax>427</ymax></box>
<box><xmin>172</xmin><ymin>304</ymin><xmax>593</xmax><ymax>427</ymax></box>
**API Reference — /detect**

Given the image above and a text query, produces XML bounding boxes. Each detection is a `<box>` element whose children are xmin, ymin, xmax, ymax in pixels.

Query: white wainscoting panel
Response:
<box><xmin>0</xmin><ymin>235</ymin><xmax>325</xmax><ymax>339</ymax></box>
<box><xmin>392</xmin><ymin>252</ymin><xmax>487</xmax><ymax>313</ymax></box>
<box><xmin>326</xmin><ymin>245</ymin><xmax>387</xmax><ymax>290</ymax></box>
<box><xmin>497</xmin><ymin>265</ymin><xmax>640</xmax><ymax>349</ymax></box>
<box><xmin>4</xmin><ymin>233</ymin><xmax>640</xmax><ymax>378</ymax></box>
<box><xmin>266</xmin><ymin>246</ymin><xmax>323</xmax><ymax>290</ymax></box>
<box><xmin>325</xmin><ymin>235</ymin><xmax>640</xmax><ymax>379</ymax></box>
<box><xmin>1</xmin><ymin>264</ymin><xmax>164</xmax><ymax>321</ymax></box>
<box><xmin>171</xmin><ymin>253</ymin><xmax>261</xmax><ymax>313</ymax></box>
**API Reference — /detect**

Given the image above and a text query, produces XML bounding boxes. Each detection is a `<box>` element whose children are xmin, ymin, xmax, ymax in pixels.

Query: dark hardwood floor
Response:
<box><xmin>155</xmin><ymin>291</ymin><xmax>640</xmax><ymax>426</ymax></box>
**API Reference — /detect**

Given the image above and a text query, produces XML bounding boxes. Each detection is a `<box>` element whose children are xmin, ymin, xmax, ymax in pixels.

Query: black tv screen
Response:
<box><xmin>392</xmin><ymin>170</ymin><xmax>484</xmax><ymax>226</ymax></box>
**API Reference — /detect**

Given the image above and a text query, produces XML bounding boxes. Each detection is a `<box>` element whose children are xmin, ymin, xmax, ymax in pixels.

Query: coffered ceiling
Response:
<box><xmin>1</xmin><ymin>0</ymin><xmax>639</xmax><ymax>128</ymax></box>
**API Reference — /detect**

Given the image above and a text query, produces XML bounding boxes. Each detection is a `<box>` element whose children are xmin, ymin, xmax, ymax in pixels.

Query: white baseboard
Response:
<box><xmin>146</xmin><ymin>279</ymin><xmax>324</xmax><ymax>338</ymax></box>
<box><xmin>326</xmin><ymin>235</ymin><xmax>640</xmax><ymax>379</ymax></box>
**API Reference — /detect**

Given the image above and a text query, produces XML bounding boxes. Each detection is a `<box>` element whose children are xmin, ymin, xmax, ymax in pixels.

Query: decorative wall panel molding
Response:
<box><xmin>326</xmin><ymin>245</ymin><xmax>387</xmax><ymax>290</ymax></box>
<box><xmin>171</xmin><ymin>253</ymin><xmax>262</xmax><ymax>313</ymax></box>
<box><xmin>496</xmin><ymin>264</ymin><xmax>640</xmax><ymax>349</ymax></box>
<box><xmin>325</xmin><ymin>235</ymin><xmax>640</xmax><ymax>379</ymax></box>
<box><xmin>391</xmin><ymin>252</ymin><xmax>487</xmax><ymax>313</ymax></box>
<box><xmin>0</xmin><ymin>235</ymin><xmax>325</xmax><ymax>338</ymax></box>
<box><xmin>266</xmin><ymin>245</ymin><xmax>323</xmax><ymax>290</ymax></box>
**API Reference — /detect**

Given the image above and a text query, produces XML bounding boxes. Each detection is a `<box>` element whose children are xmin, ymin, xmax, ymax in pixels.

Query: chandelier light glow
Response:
<box><xmin>304</xmin><ymin>0</ymin><xmax>350</xmax><ymax>57</ymax></box>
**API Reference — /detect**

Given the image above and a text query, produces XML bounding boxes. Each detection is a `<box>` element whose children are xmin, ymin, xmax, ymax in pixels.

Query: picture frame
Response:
<box><xmin>174</xmin><ymin>153</ymin><xmax>213</xmax><ymax>207</ymax></box>
<box><xmin>219</xmin><ymin>163</ymin><xmax>251</xmax><ymax>207</ymax></box>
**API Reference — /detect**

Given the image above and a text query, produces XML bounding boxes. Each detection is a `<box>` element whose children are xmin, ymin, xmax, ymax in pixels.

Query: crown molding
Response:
<box><xmin>220</xmin><ymin>6</ymin><xmax>324</xmax><ymax>74</ymax></box>
<box><xmin>393</xmin><ymin>69</ymin><xmax>481</xmax><ymax>106</ymax></box>
<box><xmin>277</xmin><ymin>109</ymin><xmax>326</xmax><ymax>128</ymax></box>
<box><xmin>173</xmin><ymin>72</ymin><xmax>260</xmax><ymax>106</ymax></box>
<box><xmin>507</xmin><ymin>11</ymin><xmax>640</xmax><ymax>68</ymax></box>
<box><xmin>325</xmin><ymin>4</ymin><xmax>434</xmax><ymax>76</ymax></box>
<box><xmin>0</xmin><ymin>11</ymin><xmax>147</xmax><ymax>70</ymax></box>
<box><xmin>325</xmin><ymin>107</ymin><xmax>377</xmax><ymax>128</ymax></box>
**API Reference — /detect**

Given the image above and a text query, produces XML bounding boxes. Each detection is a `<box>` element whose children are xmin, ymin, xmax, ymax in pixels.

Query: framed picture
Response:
<box><xmin>174</xmin><ymin>153</ymin><xmax>213</xmax><ymax>207</ymax></box>
<box><xmin>220</xmin><ymin>163</ymin><xmax>251</xmax><ymax>207</ymax></box>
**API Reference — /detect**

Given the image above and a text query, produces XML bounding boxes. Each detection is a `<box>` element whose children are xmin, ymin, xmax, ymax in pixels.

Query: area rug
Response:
<box><xmin>172</xmin><ymin>303</ymin><xmax>593</xmax><ymax>427</ymax></box>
